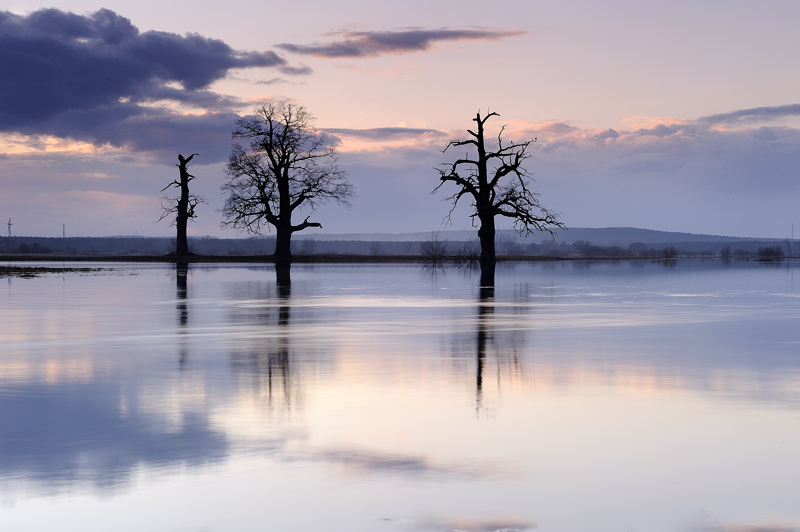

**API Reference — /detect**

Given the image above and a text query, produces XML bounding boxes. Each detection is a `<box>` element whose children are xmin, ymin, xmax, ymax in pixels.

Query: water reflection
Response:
<box><xmin>176</xmin><ymin>261</ymin><xmax>188</xmax><ymax>323</ymax></box>
<box><xmin>297</xmin><ymin>445</ymin><xmax>503</xmax><ymax>480</ymax></box>
<box><xmin>176</xmin><ymin>262</ymin><xmax>189</xmax><ymax>366</ymax></box>
<box><xmin>1</xmin><ymin>261</ymin><xmax>799</xmax><ymax>531</ymax></box>
<box><xmin>415</xmin><ymin>517</ymin><xmax>536</xmax><ymax>532</ymax></box>
<box><xmin>455</xmin><ymin>282</ymin><xmax>530</xmax><ymax>415</ymax></box>
<box><xmin>229</xmin><ymin>263</ymin><xmax>303</xmax><ymax>416</ymax></box>
<box><xmin>475</xmin><ymin>285</ymin><xmax>492</xmax><ymax>412</ymax></box>
<box><xmin>0</xmin><ymin>382</ymin><xmax>228</xmax><ymax>491</ymax></box>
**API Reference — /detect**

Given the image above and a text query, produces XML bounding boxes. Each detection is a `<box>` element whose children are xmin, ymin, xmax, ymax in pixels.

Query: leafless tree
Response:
<box><xmin>455</xmin><ymin>240</ymin><xmax>481</xmax><ymax>264</ymax></box>
<box><xmin>221</xmin><ymin>101</ymin><xmax>354</xmax><ymax>260</ymax></box>
<box><xmin>419</xmin><ymin>231</ymin><xmax>449</xmax><ymax>263</ymax></box>
<box><xmin>434</xmin><ymin>111</ymin><xmax>563</xmax><ymax>282</ymax></box>
<box><xmin>160</xmin><ymin>153</ymin><xmax>204</xmax><ymax>258</ymax></box>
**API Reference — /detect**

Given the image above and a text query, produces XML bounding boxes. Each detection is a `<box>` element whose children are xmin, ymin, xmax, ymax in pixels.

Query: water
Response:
<box><xmin>1</xmin><ymin>260</ymin><xmax>799</xmax><ymax>531</ymax></box>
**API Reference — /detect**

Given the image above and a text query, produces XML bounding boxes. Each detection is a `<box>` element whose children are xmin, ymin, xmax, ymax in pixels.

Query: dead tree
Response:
<box><xmin>160</xmin><ymin>153</ymin><xmax>204</xmax><ymax>258</ymax></box>
<box><xmin>434</xmin><ymin>111</ymin><xmax>563</xmax><ymax>283</ymax></box>
<box><xmin>221</xmin><ymin>101</ymin><xmax>354</xmax><ymax>260</ymax></box>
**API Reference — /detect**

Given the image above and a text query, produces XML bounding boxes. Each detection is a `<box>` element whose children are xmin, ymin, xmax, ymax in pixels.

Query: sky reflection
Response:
<box><xmin>1</xmin><ymin>261</ymin><xmax>799</xmax><ymax>531</ymax></box>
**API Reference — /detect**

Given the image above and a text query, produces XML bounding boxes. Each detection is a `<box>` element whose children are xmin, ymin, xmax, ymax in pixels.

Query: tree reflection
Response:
<box><xmin>476</xmin><ymin>285</ymin><xmax>493</xmax><ymax>412</ymax></box>
<box><xmin>270</xmin><ymin>263</ymin><xmax>292</xmax><ymax>408</ymax></box>
<box><xmin>229</xmin><ymin>263</ymin><xmax>302</xmax><ymax>415</ymax></box>
<box><xmin>456</xmin><ymin>282</ymin><xmax>529</xmax><ymax>415</ymax></box>
<box><xmin>480</xmin><ymin>262</ymin><xmax>495</xmax><ymax>289</ymax></box>
<box><xmin>176</xmin><ymin>261</ymin><xmax>189</xmax><ymax>367</ymax></box>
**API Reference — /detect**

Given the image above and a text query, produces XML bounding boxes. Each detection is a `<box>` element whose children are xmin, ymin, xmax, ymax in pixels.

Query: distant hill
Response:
<box><xmin>296</xmin><ymin>227</ymin><xmax>771</xmax><ymax>246</ymax></box>
<box><xmin>545</xmin><ymin>227</ymin><xmax>762</xmax><ymax>246</ymax></box>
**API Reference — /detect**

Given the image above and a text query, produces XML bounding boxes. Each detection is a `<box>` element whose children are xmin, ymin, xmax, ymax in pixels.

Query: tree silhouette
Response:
<box><xmin>221</xmin><ymin>101</ymin><xmax>354</xmax><ymax>260</ymax></box>
<box><xmin>159</xmin><ymin>153</ymin><xmax>204</xmax><ymax>259</ymax></box>
<box><xmin>418</xmin><ymin>231</ymin><xmax>449</xmax><ymax>264</ymax></box>
<box><xmin>434</xmin><ymin>111</ymin><xmax>563</xmax><ymax>283</ymax></box>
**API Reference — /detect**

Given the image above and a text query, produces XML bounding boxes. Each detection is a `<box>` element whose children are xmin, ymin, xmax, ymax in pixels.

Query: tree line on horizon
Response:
<box><xmin>160</xmin><ymin>100</ymin><xmax>564</xmax><ymax>285</ymax></box>
<box><xmin>2</xmin><ymin>233</ymin><xmax>789</xmax><ymax>261</ymax></box>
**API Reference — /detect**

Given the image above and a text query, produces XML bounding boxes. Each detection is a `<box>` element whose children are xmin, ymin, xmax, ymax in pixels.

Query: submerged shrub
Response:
<box><xmin>757</xmin><ymin>246</ymin><xmax>785</xmax><ymax>260</ymax></box>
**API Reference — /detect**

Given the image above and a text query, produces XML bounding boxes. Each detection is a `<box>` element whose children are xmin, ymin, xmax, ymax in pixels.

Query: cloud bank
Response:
<box><xmin>277</xmin><ymin>27</ymin><xmax>526</xmax><ymax>58</ymax></box>
<box><xmin>700</xmin><ymin>104</ymin><xmax>800</xmax><ymax>126</ymax></box>
<box><xmin>0</xmin><ymin>8</ymin><xmax>304</xmax><ymax>160</ymax></box>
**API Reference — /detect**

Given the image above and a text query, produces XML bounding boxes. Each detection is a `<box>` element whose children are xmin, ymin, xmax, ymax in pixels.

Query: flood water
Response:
<box><xmin>1</xmin><ymin>260</ymin><xmax>799</xmax><ymax>531</ymax></box>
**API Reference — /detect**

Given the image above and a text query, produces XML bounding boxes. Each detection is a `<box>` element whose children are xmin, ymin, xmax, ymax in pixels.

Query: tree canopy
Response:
<box><xmin>434</xmin><ymin>110</ymin><xmax>563</xmax><ymax>282</ymax></box>
<box><xmin>221</xmin><ymin>101</ymin><xmax>354</xmax><ymax>259</ymax></box>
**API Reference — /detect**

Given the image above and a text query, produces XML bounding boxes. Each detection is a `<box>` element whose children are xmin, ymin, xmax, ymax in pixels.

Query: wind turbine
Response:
<box><xmin>7</xmin><ymin>218</ymin><xmax>11</xmax><ymax>239</ymax></box>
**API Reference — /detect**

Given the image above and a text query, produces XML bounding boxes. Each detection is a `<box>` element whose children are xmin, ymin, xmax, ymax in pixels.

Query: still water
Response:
<box><xmin>0</xmin><ymin>260</ymin><xmax>799</xmax><ymax>531</ymax></box>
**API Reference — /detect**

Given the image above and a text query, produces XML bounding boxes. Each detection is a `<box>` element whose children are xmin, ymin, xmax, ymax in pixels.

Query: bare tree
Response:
<box><xmin>160</xmin><ymin>153</ymin><xmax>204</xmax><ymax>258</ymax></box>
<box><xmin>419</xmin><ymin>231</ymin><xmax>449</xmax><ymax>263</ymax></box>
<box><xmin>221</xmin><ymin>101</ymin><xmax>354</xmax><ymax>260</ymax></box>
<box><xmin>434</xmin><ymin>111</ymin><xmax>564</xmax><ymax>282</ymax></box>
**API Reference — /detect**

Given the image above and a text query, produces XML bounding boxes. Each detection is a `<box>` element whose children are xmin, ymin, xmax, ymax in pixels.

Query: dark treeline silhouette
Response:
<box><xmin>0</xmin><ymin>234</ymin><xmax>794</xmax><ymax>259</ymax></box>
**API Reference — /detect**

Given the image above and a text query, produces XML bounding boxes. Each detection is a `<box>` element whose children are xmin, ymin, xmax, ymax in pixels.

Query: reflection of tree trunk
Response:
<box><xmin>176</xmin><ymin>261</ymin><xmax>189</xmax><ymax>366</ymax></box>
<box><xmin>480</xmin><ymin>261</ymin><xmax>495</xmax><ymax>288</ymax></box>
<box><xmin>177</xmin><ymin>261</ymin><xmax>188</xmax><ymax>294</ymax></box>
<box><xmin>276</xmin><ymin>263</ymin><xmax>291</xmax><ymax>327</ymax></box>
<box><xmin>275</xmin><ymin>262</ymin><xmax>291</xmax><ymax>300</ymax></box>
<box><xmin>271</xmin><ymin>263</ymin><xmax>292</xmax><ymax>405</ymax></box>
<box><xmin>476</xmin><ymin>285</ymin><xmax>494</xmax><ymax>412</ymax></box>
<box><xmin>269</xmin><ymin>336</ymin><xmax>291</xmax><ymax>406</ymax></box>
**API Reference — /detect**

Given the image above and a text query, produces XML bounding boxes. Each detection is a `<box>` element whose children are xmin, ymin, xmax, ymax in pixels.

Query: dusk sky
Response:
<box><xmin>2</xmin><ymin>1</ymin><xmax>799</xmax><ymax>239</ymax></box>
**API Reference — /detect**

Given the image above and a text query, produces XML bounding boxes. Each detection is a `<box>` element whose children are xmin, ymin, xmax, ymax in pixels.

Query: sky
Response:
<box><xmin>1</xmin><ymin>0</ymin><xmax>799</xmax><ymax>239</ymax></box>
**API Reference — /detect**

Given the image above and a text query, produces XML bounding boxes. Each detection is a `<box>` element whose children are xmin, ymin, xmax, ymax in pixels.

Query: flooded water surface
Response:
<box><xmin>1</xmin><ymin>261</ymin><xmax>799</xmax><ymax>531</ymax></box>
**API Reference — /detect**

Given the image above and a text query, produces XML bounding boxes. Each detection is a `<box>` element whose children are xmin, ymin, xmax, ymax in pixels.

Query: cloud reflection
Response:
<box><xmin>298</xmin><ymin>446</ymin><xmax>502</xmax><ymax>480</ymax></box>
<box><xmin>0</xmin><ymin>384</ymin><xmax>227</xmax><ymax>491</ymax></box>
<box><xmin>701</xmin><ymin>524</ymin><xmax>800</xmax><ymax>532</ymax></box>
<box><xmin>414</xmin><ymin>516</ymin><xmax>536</xmax><ymax>532</ymax></box>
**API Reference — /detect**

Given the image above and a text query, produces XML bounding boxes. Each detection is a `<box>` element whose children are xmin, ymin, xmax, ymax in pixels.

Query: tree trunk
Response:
<box><xmin>175</xmin><ymin>153</ymin><xmax>195</xmax><ymax>260</ymax></box>
<box><xmin>175</xmin><ymin>209</ymin><xmax>188</xmax><ymax>257</ymax></box>
<box><xmin>478</xmin><ymin>211</ymin><xmax>496</xmax><ymax>286</ymax></box>
<box><xmin>274</xmin><ymin>222</ymin><xmax>293</xmax><ymax>260</ymax></box>
<box><xmin>478</xmin><ymin>212</ymin><xmax>496</xmax><ymax>263</ymax></box>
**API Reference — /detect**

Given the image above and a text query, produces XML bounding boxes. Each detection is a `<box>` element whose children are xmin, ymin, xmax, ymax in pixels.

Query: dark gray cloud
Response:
<box><xmin>700</xmin><ymin>104</ymin><xmax>800</xmax><ymax>125</ymax></box>
<box><xmin>255</xmin><ymin>77</ymin><xmax>294</xmax><ymax>85</ymax></box>
<box><xmin>0</xmin><ymin>8</ymin><xmax>304</xmax><ymax>160</ymax></box>
<box><xmin>325</xmin><ymin>126</ymin><xmax>447</xmax><ymax>140</ymax></box>
<box><xmin>276</xmin><ymin>64</ymin><xmax>313</xmax><ymax>75</ymax></box>
<box><xmin>277</xmin><ymin>27</ymin><xmax>526</xmax><ymax>58</ymax></box>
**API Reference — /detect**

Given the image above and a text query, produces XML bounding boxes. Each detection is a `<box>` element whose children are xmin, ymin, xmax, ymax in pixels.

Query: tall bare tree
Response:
<box><xmin>160</xmin><ymin>153</ymin><xmax>204</xmax><ymax>259</ymax></box>
<box><xmin>434</xmin><ymin>111</ymin><xmax>564</xmax><ymax>282</ymax></box>
<box><xmin>221</xmin><ymin>101</ymin><xmax>354</xmax><ymax>260</ymax></box>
